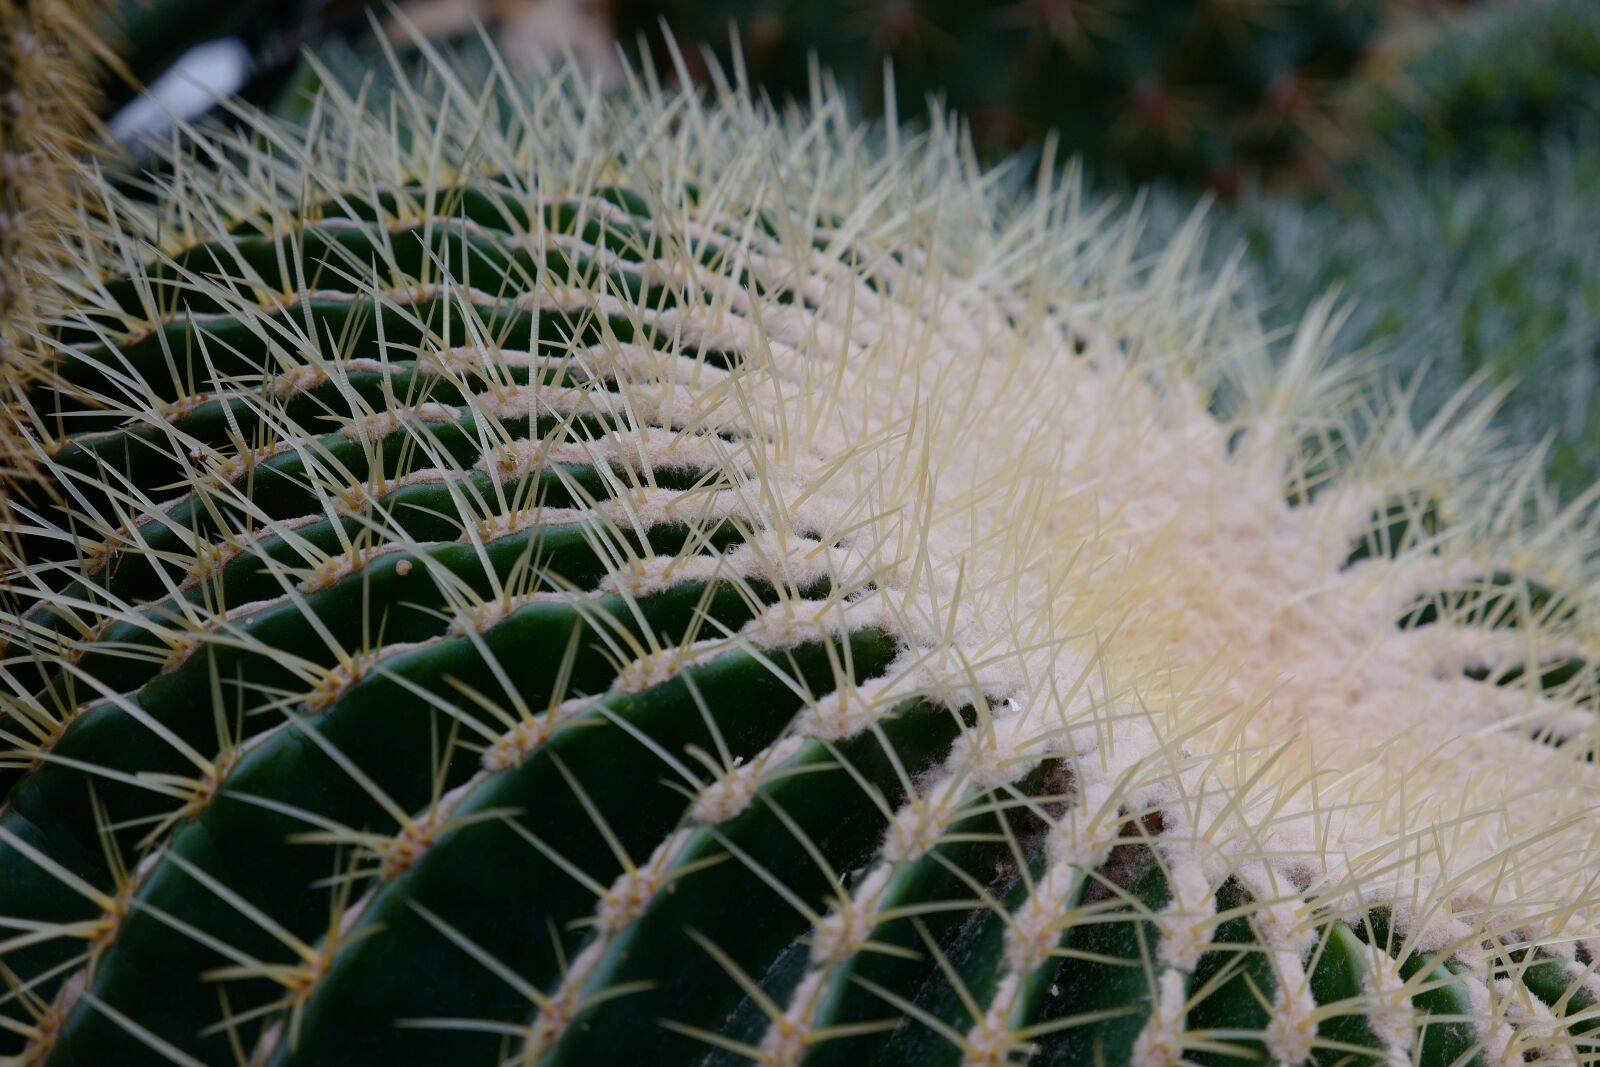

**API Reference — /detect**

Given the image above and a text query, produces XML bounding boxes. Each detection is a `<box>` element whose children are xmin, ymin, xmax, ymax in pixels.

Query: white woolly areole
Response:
<box><xmin>741</xmin><ymin>595</ymin><xmax>859</xmax><ymax>650</ymax></box>
<box><xmin>1003</xmin><ymin>858</ymin><xmax>1085</xmax><ymax>973</ymax></box>
<box><xmin>526</xmin><ymin>936</ymin><xmax>609</xmax><ymax>1056</ymax></box>
<box><xmin>794</xmin><ymin>676</ymin><xmax>898</xmax><ymax>741</ymax></box>
<box><xmin>1155</xmin><ymin>843</ymin><xmax>1217</xmax><ymax>972</ymax></box>
<box><xmin>481</xmin><ymin>696</ymin><xmax>596</xmax><ymax>772</ymax></box>
<box><xmin>595</xmin><ymin>830</ymin><xmax>694</xmax><ymax>933</ymax></box>
<box><xmin>1493</xmin><ymin>976</ymin><xmax>1582</xmax><ymax>1067</ymax></box>
<box><xmin>689</xmin><ymin>736</ymin><xmax>807</xmax><ymax>825</ymax></box>
<box><xmin>1046</xmin><ymin>770</ymin><xmax>1122</xmax><ymax>870</ymax></box>
<box><xmin>808</xmin><ymin>864</ymin><xmax>894</xmax><ymax>965</ymax></box>
<box><xmin>963</xmin><ymin>972</ymin><xmax>1026</xmax><ymax>1066</ymax></box>
<box><xmin>760</xmin><ymin>967</ymin><xmax>825</xmax><ymax>1066</ymax></box>
<box><xmin>946</xmin><ymin>706</ymin><xmax>1053</xmax><ymax>788</ymax></box>
<box><xmin>610</xmin><ymin>648</ymin><xmax>686</xmax><ymax>695</ymax></box>
<box><xmin>882</xmin><ymin>772</ymin><xmax>972</xmax><ymax>864</ymax></box>
<box><xmin>1263</xmin><ymin>951</ymin><xmax>1318</xmax><ymax>1066</ymax></box>
<box><xmin>1236</xmin><ymin>863</ymin><xmax>1318</xmax><ymax>960</ymax></box>
<box><xmin>1130</xmin><ymin>969</ymin><xmax>1188</xmax><ymax>1067</ymax></box>
<box><xmin>1462</xmin><ymin>972</ymin><xmax>1518</xmax><ymax>1066</ymax></box>
<box><xmin>1361</xmin><ymin>943</ymin><xmax>1416</xmax><ymax>1060</ymax></box>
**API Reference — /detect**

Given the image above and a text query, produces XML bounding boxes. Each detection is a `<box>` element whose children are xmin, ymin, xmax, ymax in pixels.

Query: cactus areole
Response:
<box><xmin>1</xmin><ymin>47</ymin><xmax>1598</xmax><ymax>1067</ymax></box>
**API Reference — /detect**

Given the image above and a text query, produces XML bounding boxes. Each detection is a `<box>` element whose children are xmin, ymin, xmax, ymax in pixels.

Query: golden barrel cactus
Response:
<box><xmin>1</xmin><ymin>45</ymin><xmax>1597</xmax><ymax>1067</ymax></box>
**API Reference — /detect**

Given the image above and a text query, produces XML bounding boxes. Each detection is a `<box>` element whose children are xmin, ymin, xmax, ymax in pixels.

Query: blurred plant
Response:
<box><xmin>99</xmin><ymin>1</ymin><xmax>621</xmax><ymax>137</ymax></box>
<box><xmin>1173</xmin><ymin>0</ymin><xmax>1600</xmax><ymax>498</ymax></box>
<box><xmin>619</xmin><ymin>0</ymin><xmax>1385</xmax><ymax>189</ymax></box>
<box><xmin>1139</xmin><ymin>142</ymin><xmax>1600</xmax><ymax>499</ymax></box>
<box><xmin>103</xmin><ymin>0</ymin><xmax>375</xmax><ymax>107</ymax></box>
<box><xmin>1360</xmin><ymin>0</ymin><xmax>1600</xmax><ymax>169</ymax></box>
<box><xmin>392</xmin><ymin>0</ymin><xmax>622</xmax><ymax>84</ymax></box>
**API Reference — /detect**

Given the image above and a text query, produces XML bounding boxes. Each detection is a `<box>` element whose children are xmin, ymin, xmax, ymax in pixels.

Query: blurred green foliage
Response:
<box><xmin>1195</xmin><ymin>0</ymin><xmax>1600</xmax><ymax>497</ymax></box>
<box><xmin>1363</xmin><ymin>0</ymin><xmax>1600</xmax><ymax>170</ymax></box>
<box><xmin>620</xmin><ymin>0</ymin><xmax>1383</xmax><ymax>189</ymax></box>
<box><xmin>1211</xmin><ymin>148</ymin><xmax>1600</xmax><ymax>496</ymax></box>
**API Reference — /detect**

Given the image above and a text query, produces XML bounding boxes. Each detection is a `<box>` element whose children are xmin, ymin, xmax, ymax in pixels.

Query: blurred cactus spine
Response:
<box><xmin>0</xmin><ymin>0</ymin><xmax>110</xmax><ymax>488</ymax></box>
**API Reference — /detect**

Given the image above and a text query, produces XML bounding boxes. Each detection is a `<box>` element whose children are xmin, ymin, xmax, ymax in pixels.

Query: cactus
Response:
<box><xmin>619</xmin><ymin>0</ymin><xmax>1385</xmax><ymax>188</ymax></box>
<box><xmin>3</xmin><ymin>44</ymin><xmax>1600</xmax><ymax>1067</ymax></box>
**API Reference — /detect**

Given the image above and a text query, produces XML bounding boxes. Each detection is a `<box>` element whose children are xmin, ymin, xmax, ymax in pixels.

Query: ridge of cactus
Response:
<box><xmin>2</xmin><ymin>39</ymin><xmax>1600</xmax><ymax>1067</ymax></box>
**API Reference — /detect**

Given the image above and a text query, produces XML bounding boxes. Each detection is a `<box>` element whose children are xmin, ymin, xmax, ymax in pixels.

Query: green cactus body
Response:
<box><xmin>1</xmin><ymin>47</ymin><xmax>1598</xmax><ymax>1067</ymax></box>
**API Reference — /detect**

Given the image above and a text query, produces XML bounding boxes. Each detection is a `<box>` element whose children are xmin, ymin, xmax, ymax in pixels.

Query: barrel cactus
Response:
<box><xmin>2</xmin><ymin>44</ymin><xmax>1599</xmax><ymax>1067</ymax></box>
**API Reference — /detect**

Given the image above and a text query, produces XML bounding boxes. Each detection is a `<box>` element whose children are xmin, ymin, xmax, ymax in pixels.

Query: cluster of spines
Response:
<box><xmin>1</xmin><ymin>46</ymin><xmax>1599</xmax><ymax>1067</ymax></box>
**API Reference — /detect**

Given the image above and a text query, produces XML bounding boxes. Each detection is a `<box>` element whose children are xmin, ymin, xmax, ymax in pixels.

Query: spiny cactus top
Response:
<box><xmin>1</xmin><ymin>48</ymin><xmax>1598</xmax><ymax>1067</ymax></box>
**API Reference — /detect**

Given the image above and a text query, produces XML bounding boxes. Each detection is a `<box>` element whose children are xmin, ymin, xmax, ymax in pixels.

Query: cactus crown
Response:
<box><xmin>1</xmin><ymin>42</ymin><xmax>1599</xmax><ymax>1067</ymax></box>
